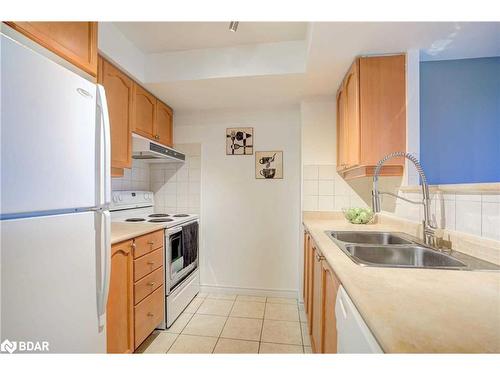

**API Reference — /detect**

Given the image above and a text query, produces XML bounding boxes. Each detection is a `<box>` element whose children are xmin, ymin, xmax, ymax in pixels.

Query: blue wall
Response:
<box><xmin>420</xmin><ymin>57</ymin><xmax>500</xmax><ymax>184</ymax></box>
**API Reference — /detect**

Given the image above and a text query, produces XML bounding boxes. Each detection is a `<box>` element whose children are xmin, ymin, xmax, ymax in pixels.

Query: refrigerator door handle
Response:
<box><xmin>96</xmin><ymin>84</ymin><xmax>111</xmax><ymax>207</ymax></box>
<box><xmin>96</xmin><ymin>210</ymin><xmax>111</xmax><ymax>331</ymax></box>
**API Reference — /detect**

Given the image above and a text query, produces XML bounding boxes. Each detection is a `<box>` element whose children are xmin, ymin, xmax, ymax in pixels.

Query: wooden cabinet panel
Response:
<box><xmin>322</xmin><ymin>261</ymin><xmax>341</xmax><ymax>353</ymax></box>
<box><xmin>134</xmin><ymin>267</ymin><xmax>164</xmax><ymax>305</ymax></box>
<box><xmin>133</xmin><ymin>83</ymin><xmax>156</xmax><ymax>139</ymax></box>
<box><xmin>311</xmin><ymin>246</ymin><xmax>323</xmax><ymax>352</ymax></box>
<box><xmin>359</xmin><ymin>54</ymin><xmax>406</xmax><ymax>166</ymax></box>
<box><xmin>345</xmin><ymin>61</ymin><xmax>360</xmax><ymax>169</ymax></box>
<box><xmin>303</xmin><ymin>232</ymin><xmax>309</xmax><ymax>305</ymax></box>
<box><xmin>306</xmin><ymin>235</ymin><xmax>315</xmax><ymax>333</ymax></box>
<box><xmin>336</xmin><ymin>54</ymin><xmax>406</xmax><ymax>180</ymax></box>
<box><xmin>134</xmin><ymin>285</ymin><xmax>164</xmax><ymax>349</ymax></box>
<box><xmin>155</xmin><ymin>100</ymin><xmax>173</xmax><ymax>147</ymax></box>
<box><xmin>6</xmin><ymin>22</ymin><xmax>98</xmax><ymax>77</ymax></box>
<box><xmin>98</xmin><ymin>56</ymin><xmax>133</xmax><ymax>170</ymax></box>
<box><xmin>336</xmin><ymin>87</ymin><xmax>347</xmax><ymax>171</ymax></box>
<box><xmin>107</xmin><ymin>240</ymin><xmax>134</xmax><ymax>353</ymax></box>
<box><xmin>134</xmin><ymin>248</ymin><xmax>163</xmax><ymax>281</ymax></box>
<box><xmin>133</xmin><ymin>230</ymin><xmax>164</xmax><ymax>259</ymax></box>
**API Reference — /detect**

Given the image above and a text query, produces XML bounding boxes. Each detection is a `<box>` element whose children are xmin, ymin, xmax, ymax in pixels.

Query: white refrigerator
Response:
<box><xmin>0</xmin><ymin>31</ymin><xmax>111</xmax><ymax>353</ymax></box>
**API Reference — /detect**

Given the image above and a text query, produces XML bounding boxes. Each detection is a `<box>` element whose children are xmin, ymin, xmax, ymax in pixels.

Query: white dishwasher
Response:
<box><xmin>335</xmin><ymin>286</ymin><xmax>383</xmax><ymax>353</ymax></box>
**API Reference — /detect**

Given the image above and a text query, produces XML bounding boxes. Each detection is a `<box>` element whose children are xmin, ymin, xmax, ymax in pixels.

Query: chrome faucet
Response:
<box><xmin>372</xmin><ymin>152</ymin><xmax>438</xmax><ymax>248</ymax></box>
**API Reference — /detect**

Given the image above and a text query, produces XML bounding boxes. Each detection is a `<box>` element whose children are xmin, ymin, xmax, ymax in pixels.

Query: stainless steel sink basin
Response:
<box><xmin>325</xmin><ymin>230</ymin><xmax>499</xmax><ymax>271</ymax></box>
<box><xmin>329</xmin><ymin>231</ymin><xmax>413</xmax><ymax>245</ymax></box>
<box><xmin>344</xmin><ymin>244</ymin><xmax>467</xmax><ymax>269</ymax></box>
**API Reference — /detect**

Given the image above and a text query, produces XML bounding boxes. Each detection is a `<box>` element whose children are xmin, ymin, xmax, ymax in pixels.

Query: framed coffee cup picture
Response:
<box><xmin>255</xmin><ymin>151</ymin><xmax>283</xmax><ymax>179</ymax></box>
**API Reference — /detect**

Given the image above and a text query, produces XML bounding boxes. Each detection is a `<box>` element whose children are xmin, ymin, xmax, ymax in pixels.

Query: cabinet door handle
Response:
<box><xmin>316</xmin><ymin>253</ymin><xmax>325</xmax><ymax>261</ymax></box>
<box><xmin>147</xmin><ymin>282</ymin><xmax>155</xmax><ymax>287</ymax></box>
<box><xmin>147</xmin><ymin>312</ymin><xmax>154</xmax><ymax>317</ymax></box>
<box><xmin>147</xmin><ymin>241</ymin><xmax>154</xmax><ymax>245</ymax></box>
<box><xmin>147</xmin><ymin>261</ymin><xmax>155</xmax><ymax>265</ymax></box>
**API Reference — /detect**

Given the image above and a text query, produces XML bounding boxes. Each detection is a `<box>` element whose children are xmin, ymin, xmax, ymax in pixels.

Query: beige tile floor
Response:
<box><xmin>136</xmin><ymin>292</ymin><xmax>312</xmax><ymax>354</ymax></box>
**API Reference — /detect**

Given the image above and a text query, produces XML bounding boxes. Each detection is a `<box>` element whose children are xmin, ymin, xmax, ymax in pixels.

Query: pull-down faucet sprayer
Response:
<box><xmin>372</xmin><ymin>152</ymin><xmax>438</xmax><ymax>248</ymax></box>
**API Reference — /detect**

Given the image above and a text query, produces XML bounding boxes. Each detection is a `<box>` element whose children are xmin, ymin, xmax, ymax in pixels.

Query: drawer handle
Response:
<box><xmin>147</xmin><ymin>282</ymin><xmax>155</xmax><ymax>287</ymax></box>
<box><xmin>147</xmin><ymin>312</ymin><xmax>154</xmax><ymax>317</ymax></box>
<box><xmin>147</xmin><ymin>241</ymin><xmax>154</xmax><ymax>245</ymax></box>
<box><xmin>147</xmin><ymin>261</ymin><xmax>155</xmax><ymax>265</ymax></box>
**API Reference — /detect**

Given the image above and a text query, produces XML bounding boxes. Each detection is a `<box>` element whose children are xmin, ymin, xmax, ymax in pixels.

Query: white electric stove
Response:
<box><xmin>110</xmin><ymin>190</ymin><xmax>198</xmax><ymax>226</ymax></box>
<box><xmin>111</xmin><ymin>190</ymin><xmax>200</xmax><ymax>328</ymax></box>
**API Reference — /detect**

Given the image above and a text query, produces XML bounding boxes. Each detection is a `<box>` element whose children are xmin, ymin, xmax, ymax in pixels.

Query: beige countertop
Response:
<box><xmin>111</xmin><ymin>222</ymin><xmax>165</xmax><ymax>244</ymax></box>
<box><xmin>303</xmin><ymin>214</ymin><xmax>500</xmax><ymax>353</ymax></box>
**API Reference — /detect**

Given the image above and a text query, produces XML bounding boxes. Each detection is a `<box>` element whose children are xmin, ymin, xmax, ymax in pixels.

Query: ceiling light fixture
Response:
<box><xmin>229</xmin><ymin>21</ymin><xmax>239</xmax><ymax>32</ymax></box>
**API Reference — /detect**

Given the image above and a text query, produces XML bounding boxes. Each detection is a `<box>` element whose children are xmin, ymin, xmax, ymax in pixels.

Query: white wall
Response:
<box><xmin>173</xmin><ymin>107</ymin><xmax>302</xmax><ymax>295</ymax></box>
<box><xmin>300</xmin><ymin>97</ymin><xmax>370</xmax><ymax>211</ymax></box>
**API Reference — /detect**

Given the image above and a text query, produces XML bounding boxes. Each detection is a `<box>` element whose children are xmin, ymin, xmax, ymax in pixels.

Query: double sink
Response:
<box><xmin>326</xmin><ymin>231</ymin><xmax>499</xmax><ymax>271</ymax></box>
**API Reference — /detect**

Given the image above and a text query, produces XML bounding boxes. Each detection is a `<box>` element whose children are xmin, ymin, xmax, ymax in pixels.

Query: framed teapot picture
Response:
<box><xmin>255</xmin><ymin>151</ymin><xmax>283</xmax><ymax>179</ymax></box>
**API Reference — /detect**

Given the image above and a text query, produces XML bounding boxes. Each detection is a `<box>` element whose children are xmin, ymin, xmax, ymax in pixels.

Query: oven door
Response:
<box><xmin>165</xmin><ymin>222</ymin><xmax>199</xmax><ymax>294</ymax></box>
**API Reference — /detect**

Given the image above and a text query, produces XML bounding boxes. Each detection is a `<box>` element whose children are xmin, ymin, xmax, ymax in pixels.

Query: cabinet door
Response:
<box><xmin>303</xmin><ymin>232</ymin><xmax>309</xmax><ymax>306</ymax></box>
<box><xmin>98</xmin><ymin>56</ymin><xmax>133</xmax><ymax>170</ymax></box>
<box><xmin>311</xmin><ymin>246</ymin><xmax>323</xmax><ymax>352</ymax></box>
<box><xmin>359</xmin><ymin>55</ymin><xmax>406</xmax><ymax>166</ymax></box>
<box><xmin>306</xmin><ymin>237</ymin><xmax>315</xmax><ymax>331</ymax></box>
<box><xmin>107</xmin><ymin>240</ymin><xmax>134</xmax><ymax>353</ymax></box>
<box><xmin>133</xmin><ymin>83</ymin><xmax>156</xmax><ymax>139</ymax></box>
<box><xmin>321</xmin><ymin>261</ymin><xmax>341</xmax><ymax>353</ymax></box>
<box><xmin>6</xmin><ymin>22</ymin><xmax>98</xmax><ymax>77</ymax></box>
<box><xmin>336</xmin><ymin>86</ymin><xmax>348</xmax><ymax>171</ymax></box>
<box><xmin>154</xmin><ymin>100</ymin><xmax>173</xmax><ymax>147</ymax></box>
<box><xmin>344</xmin><ymin>60</ymin><xmax>360</xmax><ymax>169</ymax></box>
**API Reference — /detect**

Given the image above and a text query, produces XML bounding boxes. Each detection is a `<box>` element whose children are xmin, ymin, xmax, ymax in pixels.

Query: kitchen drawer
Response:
<box><xmin>134</xmin><ymin>266</ymin><xmax>164</xmax><ymax>305</ymax></box>
<box><xmin>133</xmin><ymin>230</ymin><xmax>164</xmax><ymax>259</ymax></box>
<box><xmin>134</xmin><ymin>248</ymin><xmax>163</xmax><ymax>281</ymax></box>
<box><xmin>134</xmin><ymin>285</ymin><xmax>164</xmax><ymax>349</ymax></box>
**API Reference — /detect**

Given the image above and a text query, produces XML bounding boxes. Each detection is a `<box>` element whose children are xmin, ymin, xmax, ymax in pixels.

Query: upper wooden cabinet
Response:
<box><xmin>336</xmin><ymin>54</ymin><xmax>406</xmax><ymax>180</ymax></box>
<box><xmin>98</xmin><ymin>56</ymin><xmax>133</xmax><ymax>173</ymax></box>
<box><xmin>133</xmin><ymin>83</ymin><xmax>156</xmax><ymax>139</ymax></box>
<box><xmin>107</xmin><ymin>240</ymin><xmax>134</xmax><ymax>354</ymax></box>
<box><xmin>5</xmin><ymin>22</ymin><xmax>98</xmax><ymax>77</ymax></box>
<box><xmin>155</xmin><ymin>100</ymin><xmax>174</xmax><ymax>147</ymax></box>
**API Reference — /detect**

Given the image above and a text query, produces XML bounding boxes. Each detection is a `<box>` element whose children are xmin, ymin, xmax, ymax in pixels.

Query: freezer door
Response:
<box><xmin>1</xmin><ymin>33</ymin><xmax>98</xmax><ymax>215</ymax></box>
<box><xmin>0</xmin><ymin>212</ymin><xmax>107</xmax><ymax>353</ymax></box>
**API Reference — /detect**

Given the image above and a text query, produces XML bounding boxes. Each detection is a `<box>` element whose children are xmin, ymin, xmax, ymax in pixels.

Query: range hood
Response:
<box><xmin>132</xmin><ymin>133</ymin><xmax>185</xmax><ymax>163</ymax></box>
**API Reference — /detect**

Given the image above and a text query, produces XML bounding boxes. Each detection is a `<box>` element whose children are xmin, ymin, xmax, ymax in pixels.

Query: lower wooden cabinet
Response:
<box><xmin>303</xmin><ymin>230</ymin><xmax>341</xmax><ymax>353</ymax></box>
<box><xmin>107</xmin><ymin>240</ymin><xmax>134</xmax><ymax>353</ymax></box>
<box><xmin>107</xmin><ymin>230</ymin><xmax>165</xmax><ymax>353</ymax></box>
<box><xmin>134</xmin><ymin>285</ymin><xmax>164</xmax><ymax>349</ymax></box>
<box><xmin>321</xmin><ymin>261</ymin><xmax>341</xmax><ymax>353</ymax></box>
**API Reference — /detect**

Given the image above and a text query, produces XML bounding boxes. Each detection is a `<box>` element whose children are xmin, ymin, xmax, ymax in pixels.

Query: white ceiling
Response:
<box><xmin>113</xmin><ymin>22</ymin><xmax>308</xmax><ymax>53</ymax></box>
<box><xmin>103</xmin><ymin>22</ymin><xmax>500</xmax><ymax>112</ymax></box>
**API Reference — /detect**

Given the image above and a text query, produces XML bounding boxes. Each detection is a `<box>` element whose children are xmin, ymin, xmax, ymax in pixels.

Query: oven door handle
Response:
<box><xmin>167</xmin><ymin>226</ymin><xmax>183</xmax><ymax>235</ymax></box>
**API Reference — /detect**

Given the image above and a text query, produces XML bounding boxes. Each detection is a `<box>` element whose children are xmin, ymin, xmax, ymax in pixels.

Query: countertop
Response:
<box><xmin>303</xmin><ymin>214</ymin><xmax>500</xmax><ymax>353</ymax></box>
<box><xmin>111</xmin><ymin>222</ymin><xmax>165</xmax><ymax>244</ymax></box>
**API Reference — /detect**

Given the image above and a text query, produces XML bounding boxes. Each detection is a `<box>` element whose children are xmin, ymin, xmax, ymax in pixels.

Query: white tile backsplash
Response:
<box><xmin>303</xmin><ymin>165</ymin><xmax>319</xmax><ymax>180</ymax></box>
<box><xmin>111</xmin><ymin>159</ymin><xmax>150</xmax><ymax>191</ymax></box>
<box><xmin>318</xmin><ymin>180</ymin><xmax>334</xmax><ymax>196</ymax></box>
<box><xmin>481</xmin><ymin>201</ymin><xmax>500</xmax><ymax>241</ymax></box>
<box><xmin>392</xmin><ymin>189</ymin><xmax>500</xmax><ymax>241</ymax></box>
<box><xmin>302</xmin><ymin>164</ymin><xmax>367</xmax><ymax>213</ymax></box>
<box><xmin>318</xmin><ymin>166</ymin><xmax>336</xmax><ymax>180</ymax></box>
